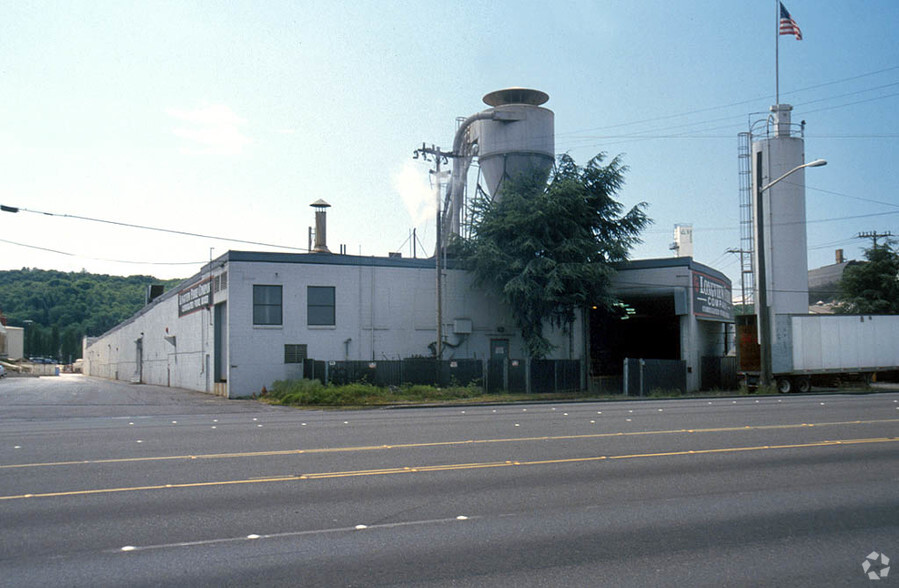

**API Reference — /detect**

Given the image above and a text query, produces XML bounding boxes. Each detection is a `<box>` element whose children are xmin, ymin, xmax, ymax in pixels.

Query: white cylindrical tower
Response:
<box><xmin>751</xmin><ymin>104</ymin><xmax>808</xmax><ymax>324</ymax></box>
<box><xmin>474</xmin><ymin>88</ymin><xmax>554</xmax><ymax>199</ymax></box>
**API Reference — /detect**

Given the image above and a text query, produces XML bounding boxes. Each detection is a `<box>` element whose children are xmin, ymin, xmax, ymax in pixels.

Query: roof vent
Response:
<box><xmin>310</xmin><ymin>199</ymin><xmax>331</xmax><ymax>253</ymax></box>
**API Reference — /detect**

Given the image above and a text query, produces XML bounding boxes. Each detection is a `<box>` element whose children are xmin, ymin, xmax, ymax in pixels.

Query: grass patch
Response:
<box><xmin>264</xmin><ymin>379</ymin><xmax>485</xmax><ymax>407</ymax></box>
<box><xmin>262</xmin><ymin>378</ymin><xmax>865</xmax><ymax>408</ymax></box>
<box><xmin>261</xmin><ymin>379</ymin><xmax>606</xmax><ymax>407</ymax></box>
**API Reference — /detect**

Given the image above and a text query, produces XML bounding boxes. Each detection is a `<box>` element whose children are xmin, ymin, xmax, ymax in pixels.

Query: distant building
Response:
<box><xmin>808</xmin><ymin>249</ymin><xmax>857</xmax><ymax>312</ymax></box>
<box><xmin>0</xmin><ymin>324</ymin><xmax>24</xmax><ymax>361</ymax></box>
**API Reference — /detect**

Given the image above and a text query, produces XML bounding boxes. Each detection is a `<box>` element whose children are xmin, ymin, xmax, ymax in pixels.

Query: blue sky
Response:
<box><xmin>1</xmin><ymin>0</ymin><xmax>897</xmax><ymax>295</ymax></box>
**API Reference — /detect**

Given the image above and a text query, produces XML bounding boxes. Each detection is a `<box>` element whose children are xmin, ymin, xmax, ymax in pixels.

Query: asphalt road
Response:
<box><xmin>1</xmin><ymin>375</ymin><xmax>897</xmax><ymax>587</ymax></box>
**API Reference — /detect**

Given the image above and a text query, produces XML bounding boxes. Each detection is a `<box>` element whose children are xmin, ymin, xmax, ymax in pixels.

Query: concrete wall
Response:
<box><xmin>225</xmin><ymin>258</ymin><xmax>581</xmax><ymax>397</ymax></box>
<box><xmin>83</xmin><ymin>270</ymin><xmax>225</xmax><ymax>393</ymax></box>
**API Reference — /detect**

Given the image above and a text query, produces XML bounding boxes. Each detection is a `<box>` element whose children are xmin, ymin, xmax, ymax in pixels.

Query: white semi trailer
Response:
<box><xmin>738</xmin><ymin>314</ymin><xmax>899</xmax><ymax>393</ymax></box>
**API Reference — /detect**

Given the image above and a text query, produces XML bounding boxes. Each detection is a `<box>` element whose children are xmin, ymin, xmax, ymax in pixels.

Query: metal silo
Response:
<box><xmin>443</xmin><ymin>88</ymin><xmax>554</xmax><ymax>241</ymax></box>
<box><xmin>474</xmin><ymin>88</ymin><xmax>555</xmax><ymax>199</ymax></box>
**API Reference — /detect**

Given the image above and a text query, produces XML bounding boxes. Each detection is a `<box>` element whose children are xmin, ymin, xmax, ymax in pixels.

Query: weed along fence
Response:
<box><xmin>303</xmin><ymin>358</ymin><xmax>585</xmax><ymax>394</ymax></box>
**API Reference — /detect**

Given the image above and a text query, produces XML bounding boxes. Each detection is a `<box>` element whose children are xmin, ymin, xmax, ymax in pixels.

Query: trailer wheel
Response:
<box><xmin>776</xmin><ymin>377</ymin><xmax>792</xmax><ymax>394</ymax></box>
<box><xmin>796</xmin><ymin>377</ymin><xmax>811</xmax><ymax>393</ymax></box>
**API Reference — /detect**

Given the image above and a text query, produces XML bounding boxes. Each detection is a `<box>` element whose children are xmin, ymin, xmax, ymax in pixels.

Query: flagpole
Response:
<box><xmin>775</xmin><ymin>0</ymin><xmax>780</xmax><ymax>105</ymax></box>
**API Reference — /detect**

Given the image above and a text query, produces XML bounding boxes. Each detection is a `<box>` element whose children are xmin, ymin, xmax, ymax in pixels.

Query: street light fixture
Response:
<box><xmin>755</xmin><ymin>158</ymin><xmax>827</xmax><ymax>389</ymax></box>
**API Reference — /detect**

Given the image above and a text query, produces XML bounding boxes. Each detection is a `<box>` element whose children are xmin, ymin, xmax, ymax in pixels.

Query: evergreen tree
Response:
<box><xmin>455</xmin><ymin>153</ymin><xmax>650</xmax><ymax>358</ymax></box>
<box><xmin>838</xmin><ymin>240</ymin><xmax>899</xmax><ymax>314</ymax></box>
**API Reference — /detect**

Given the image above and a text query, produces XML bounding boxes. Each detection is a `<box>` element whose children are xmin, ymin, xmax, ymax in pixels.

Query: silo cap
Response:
<box><xmin>310</xmin><ymin>199</ymin><xmax>331</xmax><ymax>208</ymax></box>
<box><xmin>483</xmin><ymin>88</ymin><xmax>549</xmax><ymax>107</ymax></box>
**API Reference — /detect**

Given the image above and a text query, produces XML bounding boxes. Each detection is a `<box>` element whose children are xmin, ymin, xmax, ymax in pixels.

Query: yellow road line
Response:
<box><xmin>1</xmin><ymin>436</ymin><xmax>895</xmax><ymax>501</ymax></box>
<box><xmin>2</xmin><ymin>418</ymin><xmax>897</xmax><ymax>471</ymax></box>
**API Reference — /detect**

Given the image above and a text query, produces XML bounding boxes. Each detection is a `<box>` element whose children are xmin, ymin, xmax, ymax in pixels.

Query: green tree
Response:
<box><xmin>838</xmin><ymin>240</ymin><xmax>899</xmax><ymax>314</ymax></box>
<box><xmin>455</xmin><ymin>153</ymin><xmax>650</xmax><ymax>358</ymax></box>
<box><xmin>0</xmin><ymin>268</ymin><xmax>181</xmax><ymax>360</ymax></box>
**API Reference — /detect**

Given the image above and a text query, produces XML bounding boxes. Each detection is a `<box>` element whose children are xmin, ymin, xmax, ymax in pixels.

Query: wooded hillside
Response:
<box><xmin>0</xmin><ymin>268</ymin><xmax>182</xmax><ymax>361</ymax></box>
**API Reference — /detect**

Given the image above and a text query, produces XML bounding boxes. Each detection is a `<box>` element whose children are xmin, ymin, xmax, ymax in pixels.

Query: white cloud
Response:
<box><xmin>393</xmin><ymin>160</ymin><xmax>436</xmax><ymax>226</ymax></box>
<box><xmin>166</xmin><ymin>104</ymin><xmax>252</xmax><ymax>156</ymax></box>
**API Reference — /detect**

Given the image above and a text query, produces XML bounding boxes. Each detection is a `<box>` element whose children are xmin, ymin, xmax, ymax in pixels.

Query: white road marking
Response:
<box><xmin>115</xmin><ymin>517</ymin><xmax>476</xmax><ymax>553</ymax></box>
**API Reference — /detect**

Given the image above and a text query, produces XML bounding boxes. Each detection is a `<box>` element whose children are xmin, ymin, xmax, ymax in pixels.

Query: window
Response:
<box><xmin>253</xmin><ymin>285</ymin><xmax>282</xmax><ymax>325</ymax></box>
<box><xmin>307</xmin><ymin>286</ymin><xmax>335</xmax><ymax>326</ymax></box>
<box><xmin>214</xmin><ymin>271</ymin><xmax>228</xmax><ymax>293</ymax></box>
<box><xmin>284</xmin><ymin>344</ymin><xmax>307</xmax><ymax>364</ymax></box>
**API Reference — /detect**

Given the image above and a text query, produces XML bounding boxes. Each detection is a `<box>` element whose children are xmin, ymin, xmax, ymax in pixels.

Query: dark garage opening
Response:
<box><xmin>590</xmin><ymin>294</ymin><xmax>681</xmax><ymax>378</ymax></box>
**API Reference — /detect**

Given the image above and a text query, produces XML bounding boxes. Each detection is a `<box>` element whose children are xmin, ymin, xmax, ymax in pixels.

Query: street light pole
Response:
<box><xmin>755</xmin><ymin>158</ymin><xmax>827</xmax><ymax>389</ymax></box>
<box><xmin>22</xmin><ymin>320</ymin><xmax>33</xmax><ymax>359</ymax></box>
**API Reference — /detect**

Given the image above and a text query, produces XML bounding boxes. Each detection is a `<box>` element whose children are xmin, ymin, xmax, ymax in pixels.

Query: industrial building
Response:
<box><xmin>82</xmin><ymin>248</ymin><xmax>732</xmax><ymax>397</ymax></box>
<box><xmin>83</xmin><ymin>88</ymin><xmax>735</xmax><ymax>397</ymax></box>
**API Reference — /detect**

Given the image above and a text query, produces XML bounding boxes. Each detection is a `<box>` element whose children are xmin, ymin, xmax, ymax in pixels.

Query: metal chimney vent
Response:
<box><xmin>310</xmin><ymin>199</ymin><xmax>331</xmax><ymax>253</ymax></box>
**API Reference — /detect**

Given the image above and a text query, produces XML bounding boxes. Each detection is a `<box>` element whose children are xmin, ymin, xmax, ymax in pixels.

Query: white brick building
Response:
<box><xmin>83</xmin><ymin>251</ymin><xmax>584</xmax><ymax>397</ymax></box>
<box><xmin>83</xmin><ymin>251</ymin><xmax>732</xmax><ymax>397</ymax></box>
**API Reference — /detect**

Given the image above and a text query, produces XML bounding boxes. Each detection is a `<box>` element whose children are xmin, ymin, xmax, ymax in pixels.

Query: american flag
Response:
<box><xmin>779</xmin><ymin>2</ymin><xmax>802</xmax><ymax>40</ymax></box>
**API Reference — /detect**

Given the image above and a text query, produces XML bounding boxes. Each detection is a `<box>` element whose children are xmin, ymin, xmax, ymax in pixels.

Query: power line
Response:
<box><xmin>792</xmin><ymin>80</ymin><xmax>899</xmax><ymax>108</ymax></box>
<box><xmin>0</xmin><ymin>204</ymin><xmax>309</xmax><ymax>252</ymax></box>
<box><xmin>0</xmin><ymin>237</ymin><xmax>206</xmax><ymax>266</ymax></box>
<box><xmin>556</xmin><ymin>65</ymin><xmax>899</xmax><ymax>136</ymax></box>
<box><xmin>801</xmin><ymin>183</ymin><xmax>899</xmax><ymax>209</ymax></box>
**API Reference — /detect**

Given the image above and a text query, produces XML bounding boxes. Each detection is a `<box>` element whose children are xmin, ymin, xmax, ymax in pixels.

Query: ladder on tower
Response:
<box><xmin>737</xmin><ymin>132</ymin><xmax>754</xmax><ymax>307</ymax></box>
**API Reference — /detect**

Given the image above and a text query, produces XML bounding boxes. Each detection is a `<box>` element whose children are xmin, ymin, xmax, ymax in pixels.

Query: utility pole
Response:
<box><xmin>856</xmin><ymin>231</ymin><xmax>893</xmax><ymax>250</ymax></box>
<box><xmin>413</xmin><ymin>143</ymin><xmax>452</xmax><ymax>376</ymax></box>
<box><xmin>754</xmin><ymin>158</ymin><xmax>827</xmax><ymax>390</ymax></box>
<box><xmin>726</xmin><ymin>248</ymin><xmax>753</xmax><ymax>308</ymax></box>
<box><xmin>754</xmin><ymin>152</ymin><xmax>773</xmax><ymax>389</ymax></box>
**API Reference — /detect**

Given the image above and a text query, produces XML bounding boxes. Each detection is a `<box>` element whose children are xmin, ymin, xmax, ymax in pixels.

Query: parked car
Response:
<box><xmin>29</xmin><ymin>357</ymin><xmax>56</xmax><ymax>364</ymax></box>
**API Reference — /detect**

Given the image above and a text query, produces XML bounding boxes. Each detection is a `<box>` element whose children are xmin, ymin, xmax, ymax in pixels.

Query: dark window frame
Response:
<box><xmin>307</xmin><ymin>286</ymin><xmax>336</xmax><ymax>326</ymax></box>
<box><xmin>284</xmin><ymin>344</ymin><xmax>307</xmax><ymax>364</ymax></box>
<box><xmin>253</xmin><ymin>284</ymin><xmax>283</xmax><ymax>326</ymax></box>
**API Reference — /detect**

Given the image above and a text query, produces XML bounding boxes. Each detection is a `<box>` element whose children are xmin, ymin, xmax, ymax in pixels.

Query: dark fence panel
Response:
<box><xmin>555</xmin><ymin>360</ymin><xmax>582</xmax><ymax>392</ymax></box>
<box><xmin>530</xmin><ymin>360</ymin><xmax>556</xmax><ymax>393</ymax></box>
<box><xmin>325</xmin><ymin>359</ymin><xmax>482</xmax><ymax>388</ymax></box>
<box><xmin>304</xmin><ymin>359</ymin><xmax>327</xmax><ymax>385</ymax></box>
<box><xmin>623</xmin><ymin>358</ymin><xmax>642</xmax><ymax>396</ymax></box>
<box><xmin>404</xmin><ymin>359</ymin><xmax>439</xmax><ymax>385</ymax></box>
<box><xmin>443</xmin><ymin>359</ymin><xmax>483</xmax><ymax>388</ymax></box>
<box><xmin>327</xmin><ymin>361</ymin><xmax>382</xmax><ymax>386</ymax></box>
<box><xmin>591</xmin><ymin>375</ymin><xmax>623</xmax><ymax>395</ymax></box>
<box><xmin>623</xmin><ymin>358</ymin><xmax>687</xmax><ymax>396</ymax></box>
<box><xmin>487</xmin><ymin>359</ymin><xmax>506</xmax><ymax>393</ymax></box>
<box><xmin>701</xmin><ymin>356</ymin><xmax>738</xmax><ymax>391</ymax></box>
<box><xmin>643</xmin><ymin>359</ymin><xmax>686</xmax><ymax>394</ymax></box>
<box><xmin>509</xmin><ymin>360</ymin><xmax>527</xmax><ymax>393</ymax></box>
<box><xmin>318</xmin><ymin>358</ymin><xmax>581</xmax><ymax>393</ymax></box>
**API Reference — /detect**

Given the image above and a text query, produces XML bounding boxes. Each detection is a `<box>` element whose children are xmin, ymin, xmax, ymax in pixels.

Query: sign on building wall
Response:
<box><xmin>692</xmin><ymin>271</ymin><xmax>733</xmax><ymax>321</ymax></box>
<box><xmin>178</xmin><ymin>277</ymin><xmax>212</xmax><ymax>317</ymax></box>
